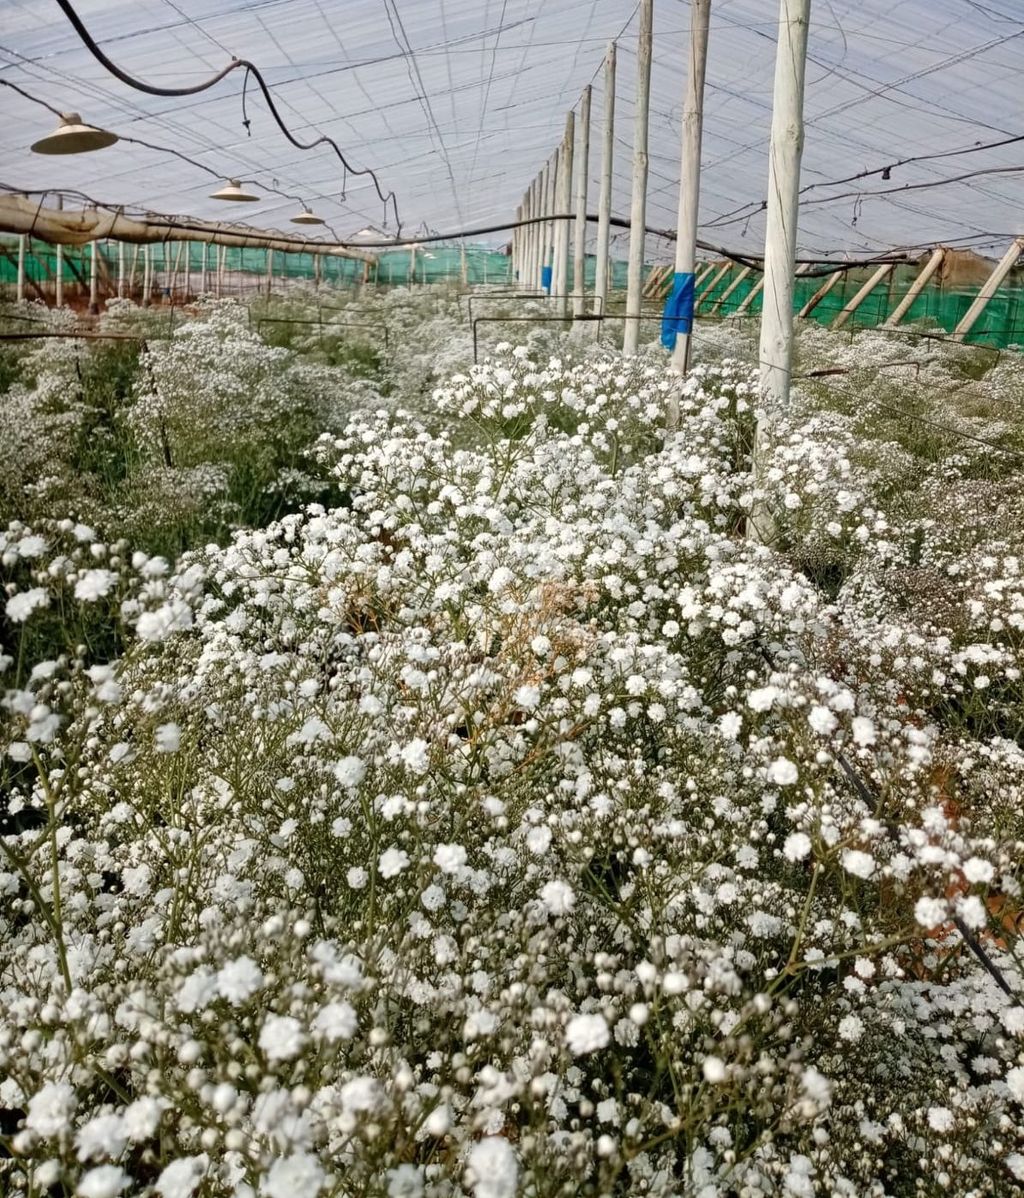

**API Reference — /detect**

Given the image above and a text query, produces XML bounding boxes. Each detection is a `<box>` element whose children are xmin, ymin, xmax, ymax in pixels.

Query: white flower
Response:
<box><xmin>466</xmin><ymin>1137</ymin><xmax>518</xmax><ymax>1198</ymax></box>
<box><xmin>540</xmin><ymin>879</ymin><xmax>575</xmax><ymax>916</ymax></box>
<box><xmin>217</xmin><ymin>956</ymin><xmax>264</xmax><ymax>1004</ymax></box>
<box><xmin>807</xmin><ymin>705</ymin><xmax>837</xmax><ymax>735</ymax></box>
<box><xmin>379</xmin><ymin>847</ymin><xmax>410</xmax><ymax>878</ymax></box>
<box><xmin>386</xmin><ymin>1163</ymin><xmax>424</xmax><ymax>1198</ymax></box>
<box><xmin>565</xmin><ymin>1012</ymin><xmax>609</xmax><ymax>1055</ymax></box>
<box><xmin>914</xmin><ymin>896</ymin><xmax>947</xmax><ymax>928</ymax></box>
<box><xmin>851</xmin><ymin>716</ymin><xmax>876</xmax><ymax>746</ymax></box>
<box><xmin>400</xmin><ymin>738</ymin><xmax>430</xmax><ymax>773</ymax></box>
<box><xmin>155</xmin><ymin>1156</ymin><xmax>207</xmax><ymax>1198</ymax></box>
<box><xmin>135</xmin><ymin>601</ymin><xmax>193</xmax><ymax>642</ymax></box>
<box><xmin>702</xmin><ymin>1056</ymin><xmax>727</xmax><ymax>1083</ymax></box>
<box><xmin>312</xmin><ymin>1001</ymin><xmax>357</xmax><ymax>1042</ymax></box>
<box><xmin>1007</xmin><ymin>1065</ymin><xmax>1024</xmax><ymax>1104</ymax></box>
<box><xmin>258</xmin><ymin>1014</ymin><xmax>306</xmax><ymax>1063</ymax></box>
<box><xmin>838</xmin><ymin>1014</ymin><xmax>863</xmax><ymax>1042</ymax></box>
<box><xmin>841</xmin><ymin>849</ymin><xmax>875</xmax><ymax>879</ymax></box>
<box><xmin>262</xmin><ymin>1152</ymin><xmax>326</xmax><ymax>1198</ymax></box>
<box><xmin>333</xmin><ymin>756</ymin><xmax>366</xmax><ymax>788</ymax></box>
<box><xmin>767</xmin><ymin>757</ymin><xmax>799</xmax><ymax>786</ymax></box>
<box><xmin>74</xmin><ymin>569</ymin><xmax>117</xmax><ymax>602</ymax></box>
<box><xmin>783</xmin><ymin>832</ymin><xmax>811</xmax><ymax>862</ymax></box>
<box><xmin>25</xmin><ymin>1081</ymin><xmax>76</xmax><ymax>1137</ymax></box>
<box><xmin>927</xmin><ymin>1106</ymin><xmax>955</xmax><ymax>1132</ymax></box>
<box><xmin>963</xmin><ymin>856</ymin><xmax>994</xmax><ymax>884</ymax></box>
<box><xmin>77</xmin><ymin>1166</ymin><xmax>128</xmax><ymax>1198</ymax></box>
<box><xmin>718</xmin><ymin>711</ymin><xmax>743</xmax><ymax>740</ymax></box>
<box><xmin>513</xmin><ymin>683</ymin><xmax>541</xmax><ymax>710</ymax></box>
<box><xmin>5</xmin><ymin>587</ymin><xmax>49</xmax><ymax>623</ymax></box>
<box><xmin>76</xmin><ymin>1113</ymin><xmax>127</xmax><ymax>1161</ymax></box>
<box><xmin>154</xmin><ymin>722</ymin><xmax>181</xmax><ymax>753</ymax></box>
<box><xmin>1007</xmin><ymin>1153</ymin><xmax>1024</xmax><ymax>1182</ymax></box>
<box><xmin>433</xmin><ymin>843</ymin><xmax>467</xmax><ymax>873</ymax></box>
<box><xmin>347</xmin><ymin>867</ymin><xmax>368</xmax><ymax>890</ymax></box>
<box><xmin>747</xmin><ymin>686</ymin><xmax>777</xmax><ymax>712</ymax></box>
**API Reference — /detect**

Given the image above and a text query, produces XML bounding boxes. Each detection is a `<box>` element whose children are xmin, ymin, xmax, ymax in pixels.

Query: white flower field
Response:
<box><xmin>1</xmin><ymin>292</ymin><xmax>1023</xmax><ymax>1196</ymax></box>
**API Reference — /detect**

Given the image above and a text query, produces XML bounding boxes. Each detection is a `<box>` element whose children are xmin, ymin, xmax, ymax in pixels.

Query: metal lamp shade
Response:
<box><xmin>31</xmin><ymin>113</ymin><xmax>118</xmax><ymax>155</ymax></box>
<box><xmin>210</xmin><ymin>180</ymin><xmax>259</xmax><ymax>202</ymax></box>
<box><xmin>291</xmin><ymin>209</ymin><xmax>325</xmax><ymax>225</ymax></box>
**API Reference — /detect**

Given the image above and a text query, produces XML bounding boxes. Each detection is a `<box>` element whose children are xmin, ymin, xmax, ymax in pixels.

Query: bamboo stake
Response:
<box><xmin>117</xmin><ymin>241</ymin><xmax>125</xmax><ymax>298</ymax></box>
<box><xmin>623</xmin><ymin>0</ymin><xmax>653</xmax><ymax>355</ymax></box>
<box><xmin>831</xmin><ymin>262</ymin><xmax>894</xmax><ymax>330</ymax></box>
<box><xmin>573</xmin><ymin>85</ymin><xmax>592</xmax><ymax>318</ymax></box>
<box><xmin>594</xmin><ymin>42</ymin><xmax>616</xmax><ymax>318</ymax></box>
<box><xmin>669</xmin><ymin>0</ymin><xmax>711</xmax><ymax>373</ymax></box>
<box><xmin>695</xmin><ymin>260</ymin><xmax>731</xmax><ymax>307</ymax></box>
<box><xmin>884</xmin><ymin>247</ymin><xmax>945</xmax><ymax>327</ymax></box>
<box><xmin>266</xmin><ymin>248</ymin><xmax>274</xmax><ymax>298</ymax></box>
<box><xmin>55</xmin><ymin>198</ymin><xmax>64</xmax><ymax>307</ymax></box>
<box><xmin>143</xmin><ymin>244</ymin><xmax>151</xmax><ymax>306</ymax></box>
<box><xmin>129</xmin><ymin>244</ymin><xmax>139</xmax><ymax>301</ymax></box>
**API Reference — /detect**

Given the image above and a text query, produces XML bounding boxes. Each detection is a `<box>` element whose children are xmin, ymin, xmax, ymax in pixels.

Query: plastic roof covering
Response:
<box><xmin>0</xmin><ymin>0</ymin><xmax>1022</xmax><ymax>257</ymax></box>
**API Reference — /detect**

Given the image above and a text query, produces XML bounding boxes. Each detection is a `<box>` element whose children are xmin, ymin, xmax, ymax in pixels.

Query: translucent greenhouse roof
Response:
<box><xmin>1</xmin><ymin>0</ymin><xmax>1022</xmax><ymax>257</ymax></box>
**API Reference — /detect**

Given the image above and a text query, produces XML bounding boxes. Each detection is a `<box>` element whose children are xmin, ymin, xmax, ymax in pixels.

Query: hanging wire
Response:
<box><xmin>51</xmin><ymin>0</ymin><xmax>400</xmax><ymax>230</ymax></box>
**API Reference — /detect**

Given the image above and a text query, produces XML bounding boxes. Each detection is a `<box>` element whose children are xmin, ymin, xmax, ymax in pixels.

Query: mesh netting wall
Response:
<box><xmin>692</xmin><ymin>262</ymin><xmax>1024</xmax><ymax>349</ymax></box>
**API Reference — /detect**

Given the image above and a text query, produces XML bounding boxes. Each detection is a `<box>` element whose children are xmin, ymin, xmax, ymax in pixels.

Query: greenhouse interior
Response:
<box><xmin>2</xmin><ymin>2</ymin><xmax>1024</xmax><ymax>1197</ymax></box>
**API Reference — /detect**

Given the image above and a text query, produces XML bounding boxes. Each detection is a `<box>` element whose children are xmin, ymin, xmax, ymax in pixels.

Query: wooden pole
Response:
<box><xmin>594</xmin><ymin>42</ymin><xmax>616</xmax><ymax>319</ymax></box>
<box><xmin>623</xmin><ymin>0</ymin><xmax>653</xmax><ymax>354</ymax></box>
<box><xmin>266</xmin><ymin>248</ymin><xmax>274</xmax><ymax>298</ymax></box>
<box><xmin>532</xmin><ymin>175</ymin><xmax>542</xmax><ymax>288</ymax></box>
<box><xmin>128</xmin><ymin>244</ymin><xmax>138</xmax><ymax>301</ymax></box>
<box><xmin>116</xmin><ymin>241</ymin><xmax>125</xmax><ymax>298</ymax></box>
<box><xmin>884</xmin><ymin>247</ymin><xmax>945</xmax><ymax>327</ymax></box>
<box><xmin>573</xmin><ymin>85</ymin><xmax>592</xmax><ymax>318</ymax></box>
<box><xmin>554</xmin><ymin>110</ymin><xmax>574</xmax><ymax>317</ymax></box>
<box><xmin>16</xmin><ymin>234</ymin><xmax>25</xmax><ymax>303</ymax></box>
<box><xmin>831</xmin><ymin>262</ymin><xmax>894</xmax><ymax>330</ymax></box>
<box><xmin>757</xmin><ymin>0</ymin><xmax>811</xmax><ymax>411</ymax></box>
<box><xmin>215</xmin><ymin>245</ymin><xmax>224</xmax><ymax>297</ymax></box>
<box><xmin>669</xmin><ymin>0</ymin><xmax>711</xmax><ymax>373</ymax></box>
<box><xmin>201</xmin><ymin>243</ymin><xmax>209</xmax><ymax>294</ymax></box>
<box><xmin>536</xmin><ymin>156</ymin><xmax>553</xmax><ymax>292</ymax></box>
<box><xmin>55</xmin><ymin>198</ymin><xmax>64</xmax><ymax>307</ymax></box>
<box><xmin>797</xmin><ymin>267</ymin><xmax>843</xmax><ymax>318</ymax></box>
<box><xmin>953</xmin><ymin>237</ymin><xmax>1024</xmax><ymax>341</ymax></box>
<box><xmin>142</xmin><ymin>244</ymin><xmax>151</xmax><ymax>306</ymax></box>
<box><xmin>89</xmin><ymin>240</ymin><xmax>99</xmax><ymax>313</ymax></box>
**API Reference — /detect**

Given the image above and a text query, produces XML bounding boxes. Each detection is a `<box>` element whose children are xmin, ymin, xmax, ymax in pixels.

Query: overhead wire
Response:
<box><xmin>50</xmin><ymin>0</ymin><xmax>400</xmax><ymax>228</ymax></box>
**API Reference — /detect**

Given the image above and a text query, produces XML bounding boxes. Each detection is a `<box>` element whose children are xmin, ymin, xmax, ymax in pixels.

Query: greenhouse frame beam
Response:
<box><xmin>884</xmin><ymin>246</ymin><xmax>945</xmax><ymax>327</ymax></box>
<box><xmin>952</xmin><ymin>236</ymin><xmax>1024</xmax><ymax>342</ymax></box>
<box><xmin>830</xmin><ymin>262</ymin><xmax>894</xmax><ymax>330</ymax></box>
<box><xmin>0</xmin><ymin>195</ymin><xmax>376</xmax><ymax>262</ymax></box>
<box><xmin>711</xmin><ymin>265</ymin><xmax>752</xmax><ymax>314</ymax></box>
<box><xmin>797</xmin><ymin>268</ymin><xmax>842</xmax><ymax>318</ymax></box>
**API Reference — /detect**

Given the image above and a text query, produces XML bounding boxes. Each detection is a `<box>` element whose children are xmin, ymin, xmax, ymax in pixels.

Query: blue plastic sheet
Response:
<box><xmin>661</xmin><ymin>271</ymin><xmax>696</xmax><ymax>350</ymax></box>
<box><xmin>541</xmin><ymin>265</ymin><xmax>553</xmax><ymax>294</ymax></box>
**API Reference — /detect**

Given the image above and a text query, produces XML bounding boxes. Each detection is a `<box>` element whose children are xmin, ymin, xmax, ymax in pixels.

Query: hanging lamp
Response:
<box><xmin>210</xmin><ymin>179</ymin><xmax>259</xmax><ymax>202</ymax></box>
<box><xmin>31</xmin><ymin>112</ymin><xmax>118</xmax><ymax>155</ymax></box>
<box><xmin>290</xmin><ymin>207</ymin><xmax>325</xmax><ymax>225</ymax></box>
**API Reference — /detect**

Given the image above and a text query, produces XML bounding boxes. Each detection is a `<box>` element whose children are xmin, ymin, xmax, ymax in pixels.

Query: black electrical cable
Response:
<box><xmin>51</xmin><ymin>0</ymin><xmax>400</xmax><ymax>230</ymax></box>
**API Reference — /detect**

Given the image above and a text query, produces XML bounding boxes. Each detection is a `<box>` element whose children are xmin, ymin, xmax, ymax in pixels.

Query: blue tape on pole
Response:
<box><xmin>541</xmin><ymin>265</ymin><xmax>553</xmax><ymax>294</ymax></box>
<box><xmin>661</xmin><ymin>271</ymin><xmax>696</xmax><ymax>350</ymax></box>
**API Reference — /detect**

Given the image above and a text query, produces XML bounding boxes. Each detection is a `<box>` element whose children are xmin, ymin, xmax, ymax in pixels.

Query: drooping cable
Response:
<box><xmin>51</xmin><ymin>0</ymin><xmax>400</xmax><ymax>230</ymax></box>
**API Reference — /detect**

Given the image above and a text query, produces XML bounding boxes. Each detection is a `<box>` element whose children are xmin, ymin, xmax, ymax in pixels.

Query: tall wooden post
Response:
<box><xmin>594</xmin><ymin>42</ymin><xmax>616</xmax><ymax>320</ymax></box>
<box><xmin>541</xmin><ymin>154</ymin><xmax>555</xmax><ymax>292</ymax></box>
<box><xmin>554</xmin><ymin>111</ymin><xmax>574</xmax><ymax>317</ymax></box>
<box><xmin>668</xmin><ymin>0</ymin><xmax>711</xmax><ymax>374</ymax></box>
<box><xmin>266</xmin><ymin>248</ymin><xmax>274</xmax><ymax>298</ymax></box>
<box><xmin>573</xmin><ymin>85</ymin><xmax>592</xmax><ymax>318</ymax></box>
<box><xmin>55</xmin><ymin>198</ymin><xmax>64</xmax><ymax>307</ymax></box>
<box><xmin>117</xmin><ymin>241</ymin><xmax>125</xmax><ymax>298</ymax></box>
<box><xmin>757</xmin><ymin>0</ymin><xmax>811</xmax><ymax>411</ymax></box>
<box><xmin>623</xmin><ymin>0</ymin><xmax>653</xmax><ymax>354</ymax></box>
<box><xmin>89</xmin><ymin>240</ymin><xmax>99</xmax><ymax>313</ymax></box>
<box><xmin>16</xmin><ymin>234</ymin><xmax>25</xmax><ymax>303</ymax></box>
